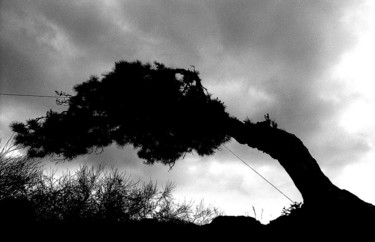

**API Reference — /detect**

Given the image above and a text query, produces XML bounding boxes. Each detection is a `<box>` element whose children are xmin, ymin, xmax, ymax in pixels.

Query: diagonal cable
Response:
<box><xmin>222</xmin><ymin>144</ymin><xmax>295</xmax><ymax>203</ymax></box>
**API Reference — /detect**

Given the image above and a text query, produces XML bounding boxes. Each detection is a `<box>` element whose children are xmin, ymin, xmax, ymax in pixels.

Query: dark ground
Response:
<box><xmin>1</xmin><ymin>201</ymin><xmax>374</xmax><ymax>241</ymax></box>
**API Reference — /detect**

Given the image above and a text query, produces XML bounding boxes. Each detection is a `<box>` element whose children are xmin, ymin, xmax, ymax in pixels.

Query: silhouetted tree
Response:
<box><xmin>9</xmin><ymin>61</ymin><xmax>375</xmax><ymax>213</ymax></box>
<box><xmin>11</xmin><ymin>62</ymin><xmax>230</xmax><ymax>165</ymax></box>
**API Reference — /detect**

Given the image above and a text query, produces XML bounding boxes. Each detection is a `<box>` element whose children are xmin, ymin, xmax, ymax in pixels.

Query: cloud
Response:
<box><xmin>119</xmin><ymin>0</ymin><xmax>220</xmax><ymax>67</ymax></box>
<box><xmin>35</xmin><ymin>1</ymin><xmax>140</xmax><ymax>63</ymax></box>
<box><xmin>0</xmin><ymin>0</ymin><xmax>370</xmax><ymax>204</ymax></box>
<box><xmin>207</xmin><ymin>0</ymin><xmax>353</xmax><ymax>127</ymax></box>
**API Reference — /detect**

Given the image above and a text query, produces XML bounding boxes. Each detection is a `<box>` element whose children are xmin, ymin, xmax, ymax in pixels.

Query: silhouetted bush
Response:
<box><xmin>281</xmin><ymin>202</ymin><xmax>303</xmax><ymax>217</ymax></box>
<box><xmin>0</xmin><ymin>139</ymin><xmax>42</xmax><ymax>200</ymax></box>
<box><xmin>0</xmin><ymin>142</ymin><xmax>222</xmax><ymax>226</ymax></box>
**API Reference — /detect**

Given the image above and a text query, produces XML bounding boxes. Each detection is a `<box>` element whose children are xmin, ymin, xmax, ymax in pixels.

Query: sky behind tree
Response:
<box><xmin>1</xmin><ymin>0</ymin><xmax>375</xmax><ymax>223</ymax></box>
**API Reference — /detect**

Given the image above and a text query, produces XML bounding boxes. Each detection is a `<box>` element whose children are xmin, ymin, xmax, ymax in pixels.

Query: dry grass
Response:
<box><xmin>0</xmin><ymin>137</ymin><xmax>222</xmax><ymax>225</ymax></box>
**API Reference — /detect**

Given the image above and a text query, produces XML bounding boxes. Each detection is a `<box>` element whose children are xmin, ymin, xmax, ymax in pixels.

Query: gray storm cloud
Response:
<box><xmin>0</xmin><ymin>0</ymin><xmax>368</xmax><ymax>174</ymax></box>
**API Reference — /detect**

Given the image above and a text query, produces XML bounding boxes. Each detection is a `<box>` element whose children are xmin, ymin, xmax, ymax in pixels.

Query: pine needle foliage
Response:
<box><xmin>11</xmin><ymin>61</ymin><xmax>231</xmax><ymax>167</ymax></box>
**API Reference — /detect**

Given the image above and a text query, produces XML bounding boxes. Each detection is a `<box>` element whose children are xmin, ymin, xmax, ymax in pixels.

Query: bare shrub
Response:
<box><xmin>0</xmin><ymin>138</ymin><xmax>42</xmax><ymax>199</ymax></box>
<box><xmin>0</xmin><ymin>139</ymin><xmax>222</xmax><ymax>225</ymax></box>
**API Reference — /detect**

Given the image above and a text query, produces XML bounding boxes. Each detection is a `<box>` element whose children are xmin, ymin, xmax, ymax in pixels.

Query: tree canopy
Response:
<box><xmin>11</xmin><ymin>61</ymin><xmax>232</xmax><ymax>166</ymax></box>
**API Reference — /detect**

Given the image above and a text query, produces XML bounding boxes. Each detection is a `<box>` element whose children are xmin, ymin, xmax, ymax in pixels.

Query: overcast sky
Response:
<box><xmin>1</xmin><ymin>0</ymin><xmax>375</xmax><ymax>223</ymax></box>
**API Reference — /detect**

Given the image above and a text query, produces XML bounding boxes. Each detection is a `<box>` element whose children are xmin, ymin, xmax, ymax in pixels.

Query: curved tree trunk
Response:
<box><xmin>227</xmin><ymin>118</ymin><xmax>341</xmax><ymax>205</ymax></box>
<box><xmin>226</xmin><ymin>117</ymin><xmax>375</xmax><ymax>229</ymax></box>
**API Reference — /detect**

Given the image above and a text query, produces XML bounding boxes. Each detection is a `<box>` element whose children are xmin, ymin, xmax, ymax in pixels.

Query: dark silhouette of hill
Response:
<box><xmin>1</xmin><ymin>201</ymin><xmax>373</xmax><ymax>240</ymax></box>
<box><xmin>6</xmin><ymin>60</ymin><xmax>375</xmax><ymax>239</ymax></box>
